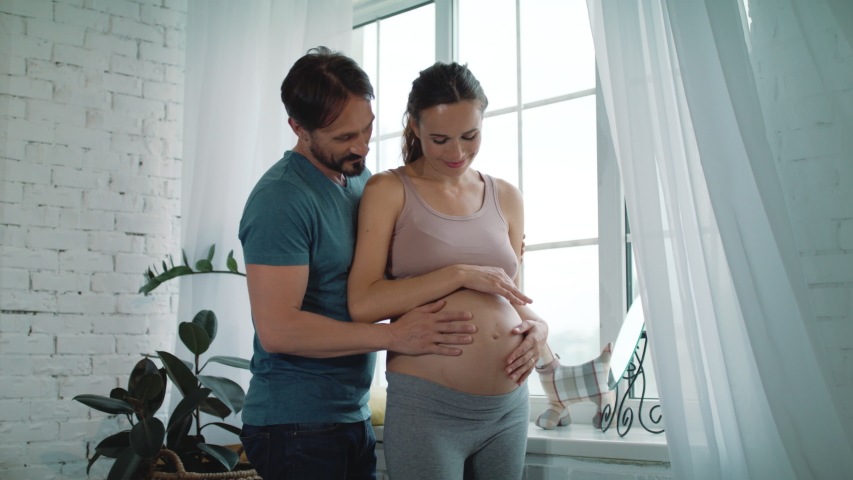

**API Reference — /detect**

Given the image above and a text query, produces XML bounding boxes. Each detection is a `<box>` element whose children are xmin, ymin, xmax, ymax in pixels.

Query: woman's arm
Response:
<box><xmin>347</xmin><ymin>172</ymin><xmax>531</xmax><ymax>323</ymax></box>
<box><xmin>497</xmin><ymin>178</ymin><xmax>550</xmax><ymax>384</ymax></box>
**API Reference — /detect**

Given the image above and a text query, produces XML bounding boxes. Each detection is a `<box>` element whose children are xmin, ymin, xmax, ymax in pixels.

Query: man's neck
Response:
<box><xmin>293</xmin><ymin>144</ymin><xmax>347</xmax><ymax>187</ymax></box>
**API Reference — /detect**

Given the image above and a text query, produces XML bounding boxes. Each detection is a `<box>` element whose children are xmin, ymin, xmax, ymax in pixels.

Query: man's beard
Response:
<box><xmin>310</xmin><ymin>143</ymin><xmax>366</xmax><ymax>178</ymax></box>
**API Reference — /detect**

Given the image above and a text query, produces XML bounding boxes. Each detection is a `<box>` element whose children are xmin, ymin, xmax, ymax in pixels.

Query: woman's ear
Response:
<box><xmin>409</xmin><ymin>117</ymin><xmax>421</xmax><ymax>139</ymax></box>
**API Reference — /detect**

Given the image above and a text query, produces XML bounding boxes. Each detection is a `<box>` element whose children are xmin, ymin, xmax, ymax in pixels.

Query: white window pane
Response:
<box><xmin>524</xmin><ymin>245</ymin><xmax>600</xmax><ymax>396</ymax></box>
<box><xmin>476</xmin><ymin>112</ymin><xmax>519</xmax><ymax>188</ymax></box>
<box><xmin>522</xmin><ymin>95</ymin><xmax>597</xmax><ymax>244</ymax></box>
<box><xmin>458</xmin><ymin>0</ymin><xmax>518</xmax><ymax>111</ymax></box>
<box><xmin>377</xmin><ymin>136</ymin><xmax>404</xmax><ymax>173</ymax></box>
<box><xmin>520</xmin><ymin>0</ymin><xmax>595</xmax><ymax>103</ymax></box>
<box><xmin>377</xmin><ymin>5</ymin><xmax>435</xmax><ymax>135</ymax></box>
<box><xmin>353</xmin><ymin>24</ymin><xmax>378</xmax><ymax>139</ymax></box>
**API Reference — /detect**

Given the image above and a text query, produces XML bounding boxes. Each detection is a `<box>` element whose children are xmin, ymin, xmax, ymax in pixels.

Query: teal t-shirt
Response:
<box><xmin>238</xmin><ymin>150</ymin><xmax>375</xmax><ymax>425</ymax></box>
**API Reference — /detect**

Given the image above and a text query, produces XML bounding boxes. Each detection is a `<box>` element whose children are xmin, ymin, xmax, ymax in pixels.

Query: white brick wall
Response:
<box><xmin>0</xmin><ymin>1</ymin><xmax>186</xmax><ymax>478</ymax></box>
<box><xmin>749</xmin><ymin>0</ymin><xmax>853</xmax><ymax>431</ymax></box>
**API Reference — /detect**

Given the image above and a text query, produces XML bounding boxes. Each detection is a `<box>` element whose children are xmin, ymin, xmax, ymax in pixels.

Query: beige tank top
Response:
<box><xmin>387</xmin><ymin>167</ymin><xmax>519</xmax><ymax>281</ymax></box>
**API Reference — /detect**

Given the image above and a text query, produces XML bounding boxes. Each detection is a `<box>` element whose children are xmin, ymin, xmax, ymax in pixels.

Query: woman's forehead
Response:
<box><xmin>419</xmin><ymin>101</ymin><xmax>483</xmax><ymax>131</ymax></box>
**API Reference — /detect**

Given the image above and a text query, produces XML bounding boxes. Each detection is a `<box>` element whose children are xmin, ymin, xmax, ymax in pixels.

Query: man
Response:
<box><xmin>238</xmin><ymin>47</ymin><xmax>545</xmax><ymax>479</ymax></box>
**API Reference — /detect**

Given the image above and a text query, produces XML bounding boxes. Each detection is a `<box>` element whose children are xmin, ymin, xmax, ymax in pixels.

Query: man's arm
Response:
<box><xmin>246</xmin><ymin>264</ymin><xmax>476</xmax><ymax>357</ymax></box>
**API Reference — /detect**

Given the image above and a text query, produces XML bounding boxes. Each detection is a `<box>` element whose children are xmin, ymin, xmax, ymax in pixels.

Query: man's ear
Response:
<box><xmin>288</xmin><ymin>118</ymin><xmax>307</xmax><ymax>140</ymax></box>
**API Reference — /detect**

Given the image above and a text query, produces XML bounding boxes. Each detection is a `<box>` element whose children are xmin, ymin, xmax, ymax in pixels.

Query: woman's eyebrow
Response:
<box><xmin>428</xmin><ymin>128</ymin><xmax>479</xmax><ymax>138</ymax></box>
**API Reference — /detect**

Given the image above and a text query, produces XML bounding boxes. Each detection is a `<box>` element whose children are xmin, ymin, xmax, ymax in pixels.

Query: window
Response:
<box><xmin>352</xmin><ymin>0</ymin><xmax>645</xmax><ymax>400</ymax></box>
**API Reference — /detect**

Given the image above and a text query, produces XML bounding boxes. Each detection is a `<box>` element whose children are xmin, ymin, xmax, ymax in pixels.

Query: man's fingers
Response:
<box><xmin>434</xmin><ymin>334</ymin><xmax>472</xmax><ymax>345</ymax></box>
<box><xmin>417</xmin><ymin>299</ymin><xmax>446</xmax><ymax>313</ymax></box>
<box><xmin>434</xmin><ymin>310</ymin><xmax>473</xmax><ymax>323</ymax></box>
<box><xmin>430</xmin><ymin>345</ymin><xmax>464</xmax><ymax>356</ymax></box>
<box><xmin>437</xmin><ymin>322</ymin><xmax>476</xmax><ymax>334</ymax></box>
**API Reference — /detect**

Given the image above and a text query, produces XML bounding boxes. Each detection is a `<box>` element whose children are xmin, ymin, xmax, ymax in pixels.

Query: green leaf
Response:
<box><xmin>207</xmin><ymin>244</ymin><xmax>215</xmax><ymax>262</ymax></box>
<box><xmin>129</xmin><ymin>417</ymin><xmax>165</xmax><ymax>458</ymax></box>
<box><xmin>202</xmin><ymin>356</ymin><xmax>250</xmax><ymax>371</ymax></box>
<box><xmin>179</xmin><ymin>322</ymin><xmax>211</xmax><ymax>355</ymax></box>
<box><xmin>145</xmin><ymin>369</ymin><xmax>168</xmax><ymax>418</ymax></box>
<box><xmin>162</xmin><ymin>260</ymin><xmax>168</xmax><ymax>274</ymax></box>
<box><xmin>95</xmin><ymin>431</ymin><xmax>130</xmax><ymax>458</ymax></box>
<box><xmin>110</xmin><ymin>388</ymin><xmax>128</xmax><ymax>400</ymax></box>
<box><xmin>138</xmin><ymin>278</ymin><xmax>161</xmax><ymax>295</ymax></box>
<box><xmin>199</xmin><ymin>397</ymin><xmax>231</xmax><ymax>419</ymax></box>
<box><xmin>226</xmin><ymin>250</ymin><xmax>238</xmax><ymax>272</ymax></box>
<box><xmin>157</xmin><ymin>351</ymin><xmax>198</xmax><ymax>396</ymax></box>
<box><xmin>87</xmin><ymin>452</ymin><xmax>101</xmax><ymax>475</ymax></box>
<box><xmin>168</xmin><ymin>254</ymin><xmax>175</xmax><ymax>268</ymax></box>
<box><xmin>107</xmin><ymin>447</ymin><xmax>142</xmax><ymax>480</ymax></box>
<box><xmin>167</xmin><ymin>388</ymin><xmax>211</xmax><ymax>432</ymax></box>
<box><xmin>128</xmin><ymin>358</ymin><xmax>158</xmax><ymax>399</ymax></box>
<box><xmin>198</xmin><ymin>443</ymin><xmax>239</xmax><ymax>471</ymax></box>
<box><xmin>198</xmin><ymin>375</ymin><xmax>244</xmax><ymax>415</ymax></box>
<box><xmin>195</xmin><ymin>259</ymin><xmax>213</xmax><ymax>272</ymax></box>
<box><xmin>226</xmin><ymin>257</ymin><xmax>238</xmax><ymax>272</ymax></box>
<box><xmin>202</xmin><ymin>422</ymin><xmax>242</xmax><ymax>436</ymax></box>
<box><xmin>166</xmin><ymin>414</ymin><xmax>192</xmax><ymax>451</ymax></box>
<box><xmin>169</xmin><ymin>265</ymin><xmax>193</xmax><ymax>277</ymax></box>
<box><xmin>73</xmin><ymin>395</ymin><xmax>135</xmax><ymax>415</ymax></box>
<box><xmin>192</xmin><ymin>310</ymin><xmax>217</xmax><ymax>343</ymax></box>
<box><xmin>134</xmin><ymin>373</ymin><xmax>163</xmax><ymax>403</ymax></box>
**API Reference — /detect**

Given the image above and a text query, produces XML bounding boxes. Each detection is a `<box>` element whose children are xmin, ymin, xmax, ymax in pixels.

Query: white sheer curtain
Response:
<box><xmin>179</xmin><ymin>0</ymin><xmax>352</xmax><ymax>444</ymax></box>
<box><xmin>587</xmin><ymin>0</ymin><xmax>853</xmax><ymax>478</ymax></box>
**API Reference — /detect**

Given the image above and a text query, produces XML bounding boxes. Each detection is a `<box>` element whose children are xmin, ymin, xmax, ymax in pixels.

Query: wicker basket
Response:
<box><xmin>145</xmin><ymin>449</ymin><xmax>261</xmax><ymax>480</ymax></box>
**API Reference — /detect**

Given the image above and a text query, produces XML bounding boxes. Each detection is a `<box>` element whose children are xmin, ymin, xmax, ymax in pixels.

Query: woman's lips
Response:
<box><xmin>445</xmin><ymin>160</ymin><xmax>466</xmax><ymax>168</ymax></box>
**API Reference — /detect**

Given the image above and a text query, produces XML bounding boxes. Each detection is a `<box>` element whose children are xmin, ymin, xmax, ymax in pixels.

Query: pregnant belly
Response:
<box><xmin>387</xmin><ymin>289</ymin><xmax>524</xmax><ymax>396</ymax></box>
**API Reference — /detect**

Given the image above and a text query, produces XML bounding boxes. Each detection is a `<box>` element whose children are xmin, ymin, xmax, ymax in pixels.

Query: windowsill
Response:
<box><xmin>374</xmin><ymin>422</ymin><xmax>668</xmax><ymax>463</ymax></box>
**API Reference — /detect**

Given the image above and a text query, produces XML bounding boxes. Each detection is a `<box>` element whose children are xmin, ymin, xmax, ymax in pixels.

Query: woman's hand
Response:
<box><xmin>506</xmin><ymin>318</ymin><xmax>548</xmax><ymax>385</ymax></box>
<box><xmin>456</xmin><ymin>265</ymin><xmax>533</xmax><ymax>305</ymax></box>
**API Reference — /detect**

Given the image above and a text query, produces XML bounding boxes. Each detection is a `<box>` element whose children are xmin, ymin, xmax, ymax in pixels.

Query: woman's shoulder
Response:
<box><xmin>365</xmin><ymin>168</ymin><xmax>405</xmax><ymax>189</ymax></box>
<box><xmin>363</xmin><ymin>168</ymin><xmax>407</xmax><ymax>209</ymax></box>
<box><xmin>482</xmin><ymin>173</ymin><xmax>522</xmax><ymax>201</ymax></box>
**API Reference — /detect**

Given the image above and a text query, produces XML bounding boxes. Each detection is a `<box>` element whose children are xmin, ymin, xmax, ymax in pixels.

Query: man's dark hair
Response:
<box><xmin>281</xmin><ymin>46</ymin><xmax>374</xmax><ymax>132</ymax></box>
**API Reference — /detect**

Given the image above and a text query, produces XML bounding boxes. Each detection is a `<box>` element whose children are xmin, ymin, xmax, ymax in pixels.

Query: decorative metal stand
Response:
<box><xmin>600</xmin><ymin>331</ymin><xmax>665</xmax><ymax>437</ymax></box>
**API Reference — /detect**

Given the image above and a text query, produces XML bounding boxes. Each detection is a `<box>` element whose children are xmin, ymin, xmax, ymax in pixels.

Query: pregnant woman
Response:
<box><xmin>347</xmin><ymin>62</ymin><xmax>548</xmax><ymax>480</ymax></box>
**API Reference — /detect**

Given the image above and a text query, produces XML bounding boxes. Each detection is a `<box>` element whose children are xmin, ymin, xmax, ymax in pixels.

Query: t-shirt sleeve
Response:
<box><xmin>239</xmin><ymin>182</ymin><xmax>313</xmax><ymax>266</ymax></box>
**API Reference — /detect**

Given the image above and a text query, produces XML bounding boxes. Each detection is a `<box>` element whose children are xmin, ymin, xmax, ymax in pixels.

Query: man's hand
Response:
<box><xmin>506</xmin><ymin>318</ymin><xmax>548</xmax><ymax>385</ymax></box>
<box><xmin>387</xmin><ymin>300</ymin><xmax>475</xmax><ymax>356</ymax></box>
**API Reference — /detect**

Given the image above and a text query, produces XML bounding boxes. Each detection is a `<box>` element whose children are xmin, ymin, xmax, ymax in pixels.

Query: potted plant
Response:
<box><xmin>74</xmin><ymin>247</ymin><xmax>255</xmax><ymax>480</ymax></box>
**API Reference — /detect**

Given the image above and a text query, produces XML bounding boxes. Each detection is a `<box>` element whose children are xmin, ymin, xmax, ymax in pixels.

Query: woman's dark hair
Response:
<box><xmin>402</xmin><ymin>62</ymin><xmax>488</xmax><ymax>164</ymax></box>
<box><xmin>281</xmin><ymin>46</ymin><xmax>374</xmax><ymax>131</ymax></box>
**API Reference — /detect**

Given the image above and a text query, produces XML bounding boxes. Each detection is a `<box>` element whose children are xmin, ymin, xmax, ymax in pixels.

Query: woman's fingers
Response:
<box><xmin>506</xmin><ymin>348</ymin><xmax>536</xmax><ymax>377</ymax></box>
<box><xmin>515</xmin><ymin>358</ymin><xmax>537</xmax><ymax>385</ymax></box>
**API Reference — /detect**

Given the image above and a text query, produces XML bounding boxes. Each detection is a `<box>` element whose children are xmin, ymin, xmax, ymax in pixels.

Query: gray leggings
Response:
<box><xmin>383</xmin><ymin>372</ymin><xmax>529</xmax><ymax>480</ymax></box>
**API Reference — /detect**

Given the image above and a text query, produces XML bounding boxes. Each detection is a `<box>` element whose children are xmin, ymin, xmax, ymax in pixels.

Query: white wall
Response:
<box><xmin>749</xmin><ymin>0</ymin><xmax>853</xmax><ymax>431</ymax></box>
<box><xmin>0</xmin><ymin>0</ymin><xmax>187</xmax><ymax>478</ymax></box>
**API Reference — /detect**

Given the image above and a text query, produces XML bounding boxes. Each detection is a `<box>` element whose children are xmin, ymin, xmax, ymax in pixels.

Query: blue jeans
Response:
<box><xmin>240</xmin><ymin>420</ymin><xmax>376</xmax><ymax>480</ymax></box>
